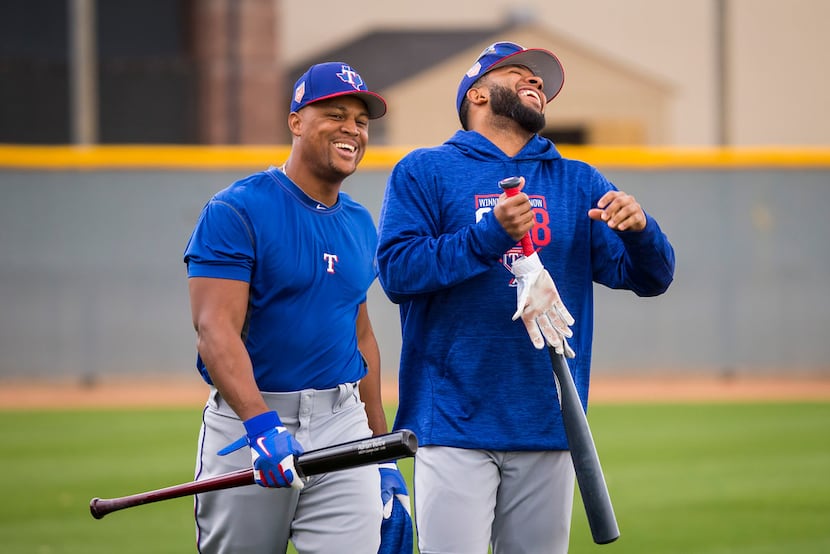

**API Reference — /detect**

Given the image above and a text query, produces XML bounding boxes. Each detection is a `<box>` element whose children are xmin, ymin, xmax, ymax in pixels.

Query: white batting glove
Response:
<box><xmin>511</xmin><ymin>252</ymin><xmax>576</xmax><ymax>356</ymax></box>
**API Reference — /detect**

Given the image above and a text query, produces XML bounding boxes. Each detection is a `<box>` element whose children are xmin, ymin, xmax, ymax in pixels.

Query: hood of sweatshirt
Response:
<box><xmin>444</xmin><ymin>129</ymin><xmax>563</xmax><ymax>163</ymax></box>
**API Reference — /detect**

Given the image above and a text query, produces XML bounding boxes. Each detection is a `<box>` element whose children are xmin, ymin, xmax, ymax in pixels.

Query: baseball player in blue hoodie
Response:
<box><xmin>376</xmin><ymin>42</ymin><xmax>675</xmax><ymax>553</ymax></box>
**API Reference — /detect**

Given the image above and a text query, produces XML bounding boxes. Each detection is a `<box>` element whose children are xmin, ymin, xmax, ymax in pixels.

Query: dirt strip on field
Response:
<box><xmin>1</xmin><ymin>375</ymin><xmax>829</xmax><ymax>410</ymax></box>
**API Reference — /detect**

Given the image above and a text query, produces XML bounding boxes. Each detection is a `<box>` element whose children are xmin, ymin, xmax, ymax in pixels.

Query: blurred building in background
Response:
<box><xmin>286</xmin><ymin>25</ymin><xmax>673</xmax><ymax>146</ymax></box>
<box><xmin>0</xmin><ymin>0</ymin><xmax>284</xmax><ymax>145</ymax></box>
<box><xmin>2</xmin><ymin>0</ymin><xmax>829</xmax><ymax>147</ymax></box>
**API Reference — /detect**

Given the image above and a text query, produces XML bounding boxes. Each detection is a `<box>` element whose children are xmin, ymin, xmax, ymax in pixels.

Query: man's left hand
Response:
<box><xmin>588</xmin><ymin>190</ymin><xmax>646</xmax><ymax>232</ymax></box>
<box><xmin>378</xmin><ymin>462</ymin><xmax>413</xmax><ymax>554</ymax></box>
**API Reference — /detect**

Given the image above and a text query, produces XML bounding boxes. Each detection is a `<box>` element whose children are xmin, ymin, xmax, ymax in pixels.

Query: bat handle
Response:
<box><xmin>498</xmin><ymin>176</ymin><xmax>535</xmax><ymax>257</ymax></box>
<box><xmin>89</xmin><ymin>468</ymin><xmax>255</xmax><ymax>519</ymax></box>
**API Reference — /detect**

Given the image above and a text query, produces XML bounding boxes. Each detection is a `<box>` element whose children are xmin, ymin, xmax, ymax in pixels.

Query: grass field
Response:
<box><xmin>1</xmin><ymin>402</ymin><xmax>829</xmax><ymax>553</ymax></box>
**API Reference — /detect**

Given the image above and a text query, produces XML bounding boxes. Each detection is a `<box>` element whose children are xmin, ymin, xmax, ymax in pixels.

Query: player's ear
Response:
<box><xmin>287</xmin><ymin>111</ymin><xmax>302</xmax><ymax>137</ymax></box>
<box><xmin>467</xmin><ymin>84</ymin><xmax>489</xmax><ymax>107</ymax></box>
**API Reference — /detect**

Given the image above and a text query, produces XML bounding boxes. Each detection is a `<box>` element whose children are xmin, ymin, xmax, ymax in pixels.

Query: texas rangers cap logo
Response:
<box><xmin>336</xmin><ymin>64</ymin><xmax>365</xmax><ymax>90</ymax></box>
<box><xmin>465</xmin><ymin>44</ymin><xmax>502</xmax><ymax>79</ymax></box>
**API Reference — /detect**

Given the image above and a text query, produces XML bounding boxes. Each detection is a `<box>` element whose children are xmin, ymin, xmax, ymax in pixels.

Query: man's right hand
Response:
<box><xmin>243</xmin><ymin>411</ymin><xmax>305</xmax><ymax>489</ymax></box>
<box><xmin>493</xmin><ymin>177</ymin><xmax>535</xmax><ymax>241</ymax></box>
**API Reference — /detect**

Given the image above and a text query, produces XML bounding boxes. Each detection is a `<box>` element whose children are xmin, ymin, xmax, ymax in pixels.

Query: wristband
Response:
<box><xmin>243</xmin><ymin>410</ymin><xmax>283</xmax><ymax>437</ymax></box>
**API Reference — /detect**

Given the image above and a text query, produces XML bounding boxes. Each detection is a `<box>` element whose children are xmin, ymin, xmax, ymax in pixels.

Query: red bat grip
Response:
<box><xmin>498</xmin><ymin>176</ymin><xmax>534</xmax><ymax>256</ymax></box>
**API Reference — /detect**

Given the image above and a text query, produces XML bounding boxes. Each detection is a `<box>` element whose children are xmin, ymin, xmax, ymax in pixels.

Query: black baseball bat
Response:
<box><xmin>549</xmin><ymin>348</ymin><xmax>620</xmax><ymax>544</ymax></box>
<box><xmin>90</xmin><ymin>429</ymin><xmax>418</xmax><ymax>519</ymax></box>
<box><xmin>500</xmin><ymin>176</ymin><xmax>619</xmax><ymax>544</ymax></box>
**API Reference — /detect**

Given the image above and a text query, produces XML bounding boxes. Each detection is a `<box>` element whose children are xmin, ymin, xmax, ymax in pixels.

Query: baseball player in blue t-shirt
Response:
<box><xmin>184</xmin><ymin>62</ymin><xmax>410</xmax><ymax>553</ymax></box>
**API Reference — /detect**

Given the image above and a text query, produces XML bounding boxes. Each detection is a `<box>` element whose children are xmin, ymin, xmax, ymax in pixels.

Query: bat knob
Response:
<box><xmin>499</xmin><ymin>176</ymin><xmax>522</xmax><ymax>192</ymax></box>
<box><xmin>89</xmin><ymin>498</ymin><xmax>104</xmax><ymax>519</ymax></box>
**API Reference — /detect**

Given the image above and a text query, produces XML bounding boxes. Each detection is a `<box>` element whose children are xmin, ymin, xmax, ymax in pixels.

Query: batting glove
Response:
<box><xmin>222</xmin><ymin>410</ymin><xmax>305</xmax><ymax>489</ymax></box>
<box><xmin>379</xmin><ymin>462</ymin><xmax>410</xmax><ymax>518</ymax></box>
<box><xmin>379</xmin><ymin>462</ymin><xmax>413</xmax><ymax>554</ymax></box>
<box><xmin>511</xmin><ymin>252</ymin><xmax>576</xmax><ymax>356</ymax></box>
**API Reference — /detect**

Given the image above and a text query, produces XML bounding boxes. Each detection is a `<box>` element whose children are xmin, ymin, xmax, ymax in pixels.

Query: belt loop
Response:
<box><xmin>208</xmin><ymin>386</ymin><xmax>221</xmax><ymax>410</ymax></box>
<box><xmin>334</xmin><ymin>382</ymin><xmax>356</xmax><ymax>412</ymax></box>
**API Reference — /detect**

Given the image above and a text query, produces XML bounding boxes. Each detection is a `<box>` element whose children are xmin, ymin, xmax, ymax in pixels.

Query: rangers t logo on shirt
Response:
<box><xmin>323</xmin><ymin>253</ymin><xmax>339</xmax><ymax>274</ymax></box>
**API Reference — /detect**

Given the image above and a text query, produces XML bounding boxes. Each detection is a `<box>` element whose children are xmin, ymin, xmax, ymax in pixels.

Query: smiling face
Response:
<box><xmin>291</xmin><ymin>95</ymin><xmax>370</xmax><ymax>184</ymax></box>
<box><xmin>478</xmin><ymin>65</ymin><xmax>547</xmax><ymax>134</ymax></box>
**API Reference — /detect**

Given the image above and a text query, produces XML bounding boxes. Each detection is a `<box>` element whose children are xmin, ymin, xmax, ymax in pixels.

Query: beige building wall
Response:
<box><xmin>729</xmin><ymin>0</ymin><xmax>830</xmax><ymax>145</ymax></box>
<box><xmin>281</xmin><ymin>0</ymin><xmax>830</xmax><ymax>146</ymax></box>
<box><xmin>382</xmin><ymin>25</ymin><xmax>671</xmax><ymax>146</ymax></box>
<box><xmin>536</xmin><ymin>27</ymin><xmax>672</xmax><ymax>145</ymax></box>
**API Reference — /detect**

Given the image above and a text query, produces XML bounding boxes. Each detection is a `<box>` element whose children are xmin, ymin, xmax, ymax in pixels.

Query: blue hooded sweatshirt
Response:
<box><xmin>377</xmin><ymin>130</ymin><xmax>674</xmax><ymax>450</ymax></box>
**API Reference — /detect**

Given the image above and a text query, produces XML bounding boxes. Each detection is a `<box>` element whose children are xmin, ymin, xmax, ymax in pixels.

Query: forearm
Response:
<box><xmin>377</xmin><ymin>213</ymin><xmax>516</xmax><ymax>302</ymax></box>
<box><xmin>616</xmin><ymin>215</ymin><xmax>676</xmax><ymax>296</ymax></box>
<box><xmin>359</xmin><ymin>360</ymin><xmax>388</xmax><ymax>436</ymax></box>
<box><xmin>357</xmin><ymin>304</ymin><xmax>387</xmax><ymax>435</ymax></box>
<box><xmin>378</xmin><ymin>160</ymin><xmax>519</xmax><ymax>302</ymax></box>
<box><xmin>197</xmin><ymin>329</ymin><xmax>269</xmax><ymax>421</ymax></box>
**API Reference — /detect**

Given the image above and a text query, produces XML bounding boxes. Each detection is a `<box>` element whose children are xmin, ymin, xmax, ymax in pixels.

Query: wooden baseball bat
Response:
<box><xmin>90</xmin><ymin>429</ymin><xmax>418</xmax><ymax>520</ymax></box>
<box><xmin>500</xmin><ymin>176</ymin><xmax>620</xmax><ymax>544</ymax></box>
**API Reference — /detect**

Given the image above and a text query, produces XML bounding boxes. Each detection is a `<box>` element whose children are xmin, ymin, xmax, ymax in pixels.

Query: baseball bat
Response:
<box><xmin>90</xmin><ymin>429</ymin><xmax>418</xmax><ymax>520</ymax></box>
<box><xmin>548</xmin><ymin>349</ymin><xmax>620</xmax><ymax>544</ymax></box>
<box><xmin>500</xmin><ymin>176</ymin><xmax>620</xmax><ymax>544</ymax></box>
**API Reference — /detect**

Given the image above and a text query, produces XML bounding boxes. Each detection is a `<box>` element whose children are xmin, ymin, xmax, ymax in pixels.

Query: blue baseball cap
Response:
<box><xmin>290</xmin><ymin>62</ymin><xmax>387</xmax><ymax>119</ymax></box>
<box><xmin>456</xmin><ymin>41</ymin><xmax>565</xmax><ymax>114</ymax></box>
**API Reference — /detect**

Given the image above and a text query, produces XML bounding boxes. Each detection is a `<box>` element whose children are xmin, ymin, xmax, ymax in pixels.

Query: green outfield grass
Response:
<box><xmin>1</xmin><ymin>402</ymin><xmax>828</xmax><ymax>553</ymax></box>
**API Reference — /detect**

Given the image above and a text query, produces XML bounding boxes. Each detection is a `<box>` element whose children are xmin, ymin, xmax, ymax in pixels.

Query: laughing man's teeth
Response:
<box><xmin>521</xmin><ymin>90</ymin><xmax>540</xmax><ymax>102</ymax></box>
<box><xmin>335</xmin><ymin>143</ymin><xmax>356</xmax><ymax>152</ymax></box>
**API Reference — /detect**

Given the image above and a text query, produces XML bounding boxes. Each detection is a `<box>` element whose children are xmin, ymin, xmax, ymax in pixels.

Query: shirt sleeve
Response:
<box><xmin>588</xmin><ymin>173</ymin><xmax>676</xmax><ymax>296</ymax></box>
<box><xmin>376</xmin><ymin>155</ymin><xmax>517</xmax><ymax>304</ymax></box>
<box><xmin>183</xmin><ymin>199</ymin><xmax>255</xmax><ymax>282</ymax></box>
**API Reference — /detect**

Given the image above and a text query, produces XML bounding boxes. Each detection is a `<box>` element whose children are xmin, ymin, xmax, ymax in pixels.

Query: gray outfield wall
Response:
<box><xmin>1</xmin><ymin>167</ymin><xmax>828</xmax><ymax>383</ymax></box>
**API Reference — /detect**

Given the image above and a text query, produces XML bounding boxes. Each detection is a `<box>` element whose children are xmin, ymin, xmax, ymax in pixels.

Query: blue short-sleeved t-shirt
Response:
<box><xmin>184</xmin><ymin>168</ymin><xmax>378</xmax><ymax>391</ymax></box>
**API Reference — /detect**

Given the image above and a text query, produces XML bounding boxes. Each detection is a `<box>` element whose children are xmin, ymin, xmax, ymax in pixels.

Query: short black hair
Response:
<box><xmin>459</xmin><ymin>98</ymin><xmax>471</xmax><ymax>130</ymax></box>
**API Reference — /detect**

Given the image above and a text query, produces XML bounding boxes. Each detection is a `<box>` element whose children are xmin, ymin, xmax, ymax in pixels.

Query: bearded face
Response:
<box><xmin>488</xmin><ymin>84</ymin><xmax>547</xmax><ymax>134</ymax></box>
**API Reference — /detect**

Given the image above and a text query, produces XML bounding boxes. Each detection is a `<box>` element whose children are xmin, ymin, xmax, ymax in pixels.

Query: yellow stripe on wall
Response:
<box><xmin>0</xmin><ymin>145</ymin><xmax>293</xmax><ymax>170</ymax></box>
<box><xmin>1</xmin><ymin>145</ymin><xmax>830</xmax><ymax>170</ymax></box>
<box><xmin>557</xmin><ymin>146</ymin><xmax>830</xmax><ymax>169</ymax></box>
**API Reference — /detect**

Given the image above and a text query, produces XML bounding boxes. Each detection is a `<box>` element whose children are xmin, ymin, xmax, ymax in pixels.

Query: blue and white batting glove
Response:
<box><xmin>379</xmin><ymin>462</ymin><xmax>410</xmax><ymax>518</ymax></box>
<box><xmin>379</xmin><ymin>462</ymin><xmax>413</xmax><ymax>554</ymax></box>
<box><xmin>511</xmin><ymin>252</ymin><xmax>576</xmax><ymax>357</ymax></box>
<box><xmin>218</xmin><ymin>410</ymin><xmax>305</xmax><ymax>489</ymax></box>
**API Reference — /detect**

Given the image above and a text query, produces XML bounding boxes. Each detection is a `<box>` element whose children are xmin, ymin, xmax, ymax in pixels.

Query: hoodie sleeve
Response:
<box><xmin>589</xmin><ymin>172</ymin><xmax>676</xmax><ymax>296</ymax></box>
<box><xmin>376</xmin><ymin>152</ymin><xmax>518</xmax><ymax>304</ymax></box>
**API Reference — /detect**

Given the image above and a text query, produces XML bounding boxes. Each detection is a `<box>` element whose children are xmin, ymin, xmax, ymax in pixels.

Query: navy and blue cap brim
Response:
<box><xmin>456</xmin><ymin>45</ymin><xmax>565</xmax><ymax>114</ymax></box>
